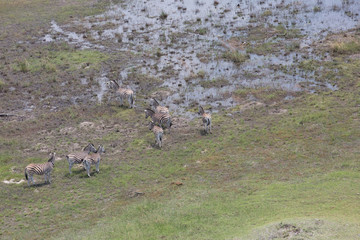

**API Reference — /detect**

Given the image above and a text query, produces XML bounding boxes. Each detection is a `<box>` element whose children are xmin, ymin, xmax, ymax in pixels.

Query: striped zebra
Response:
<box><xmin>144</xmin><ymin>108</ymin><xmax>172</xmax><ymax>133</ymax></box>
<box><xmin>149</xmin><ymin>121</ymin><xmax>164</xmax><ymax>148</ymax></box>
<box><xmin>83</xmin><ymin>145</ymin><xmax>105</xmax><ymax>177</ymax></box>
<box><xmin>152</xmin><ymin>98</ymin><xmax>169</xmax><ymax>114</ymax></box>
<box><xmin>66</xmin><ymin>143</ymin><xmax>97</xmax><ymax>174</ymax></box>
<box><xmin>107</xmin><ymin>80</ymin><xmax>134</xmax><ymax>108</ymax></box>
<box><xmin>198</xmin><ymin>106</ymin><xmax>212</xmax><ymax>134</ymax></box>
<box><xmin>25</xmin><ymin>152</ymin><xmax>56</xmax><ymax>186</ymax></box>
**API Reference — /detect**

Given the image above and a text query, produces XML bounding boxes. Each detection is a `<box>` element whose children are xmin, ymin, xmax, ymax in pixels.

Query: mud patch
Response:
<box><xmin>39</xmin><ymin>0</ymin><xmax>359</xmax><ymax>114</ymax></box>
<box><xmin>243</xmin><ymin>218</ymin><xmax>360</xmax><ymax>240</ymax></box>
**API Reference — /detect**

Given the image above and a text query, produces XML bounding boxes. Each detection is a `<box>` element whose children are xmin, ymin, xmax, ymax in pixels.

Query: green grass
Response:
<box><xmin>12</xmin><ymin>49</ymin><xmax>108</xmax><ymax>73</ymax></box>
<box><xmin>56</xmin><ymin>171</ymin><xmax>360</xmax><ymax>239</ymax></box>
<box><xmin>222</xmin><ymin>51</ymin><xmax>249</xmax><ymax>65</ymax></box>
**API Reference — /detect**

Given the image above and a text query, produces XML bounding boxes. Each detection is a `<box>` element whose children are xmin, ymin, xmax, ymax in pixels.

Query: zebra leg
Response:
<box><xmin>119</xmin><ymin>96</ymin><xmax>123</xmax><ymax>106</ymax></box>
<box><xmin>48</xmin><ymin>173</ymin><xmax>51</xmax><ymax>184</ymax></box>
<box><xmin>128</xmin><ymin>96</ymin><xmax>132</xmax><ymax>108</ymax></box>
<box><xmin>30</xmin><ymin>175</ymin><xmax>35</xmax><ymax>185</ymax></box>
<box><xmin>69</xmin><ymin>161</ymin><xmax>74</xmax><ymax>174</ymax></box>
<box><xmin>96</xmin><ymin>160</ymin><xmax>100</xmax><ymax>173</ymax></box>
<box><xmin>85</xmin><ymin>161</ymin><xmax>91</xmax><ymax>177</ymax></box>
<box><xmin>44</xmin><ymin>174</ymin><xmax>47</xmax><ymax>183</ymax></box>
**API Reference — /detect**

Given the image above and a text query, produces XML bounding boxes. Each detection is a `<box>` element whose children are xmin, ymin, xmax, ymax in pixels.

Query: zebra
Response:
<box><xmin>149</xmin><ymin>121</ymin><xmax>164</xmax><ymax>148</ymax></box>
<box><xmin>152</xmin><ymin>98</ymin><xmax>169</xmax><ymax>114</ymax></box>
<box><xmin>66</xmin><ymin>143</ymin><xmax>97</xmax><ymax>174</ymax></box>
<box><xmin>107</xmin><ymin>80</ymin><xmax>134</xmax><ymax>108</ymax></box>
<box><xmin>83</xmin><ymin>145</ymin><xmax>105</xmax><ymax>177</ymax></box>
<box><xmin>25</xmin><ymin>152</ymin><xmax>56</xmax><ymax>186</ymax></box>
<box><xmin>144</xmin><ymin>108</ymin><xmax>172</xmax><ymax>133</ymax></box>
<box><xmin>198</xmin><ymin>106</ymin><xmax>212</xmax><ymax>134</ymax></box>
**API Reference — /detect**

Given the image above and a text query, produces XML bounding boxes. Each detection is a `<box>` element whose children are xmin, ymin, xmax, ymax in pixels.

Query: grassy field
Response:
<box><xmin>1</xmin><ymin>1</ymin><xmax>360</xmax><ymax>239</ymax></box>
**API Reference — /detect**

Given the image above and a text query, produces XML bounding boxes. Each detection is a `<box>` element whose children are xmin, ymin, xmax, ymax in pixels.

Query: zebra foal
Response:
<box><xmin>107</xmin><ymin>80</ymin><xmax>134</xmax><ymax>108</ymax></box>
<box><xmin>144</xmin><ymin>108</ymin><xmax>172</xmax><ymax>133</ymax></box>
<box><xmin>198</xmin><ymin>106</ymin><xmax>212</xmax><ymax>134</ymax></box>
<box><xmin>66</xmin><ymin>143</ymin><xmax>97</xmax><ymax>174</ymax></box>
<box><xmin>83</xmin><ymin>145</ymin><xmax>105</xmax><ymax>177</ymax></box>
<box><xmin>149</xmin><ymin>121</ymin><xmax>164</xmax><ymax>148</ymax></box>
<box><xmin>25</xmin><ymin>152</ymin><xmax>56</xmax><ymax>186</ymax></box>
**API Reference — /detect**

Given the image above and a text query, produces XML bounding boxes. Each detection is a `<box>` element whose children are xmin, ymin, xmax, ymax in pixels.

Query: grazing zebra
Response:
<box><xmin>149</xmin><ymin>121</ymin><xmax>164</xmax><ymax>148</ymax></box>
<box><xmin>144</xmin><ymin>108</ymin><xmax>172</xmax><ymax>133</ymax></box>
<box><xmin>66</xmin><ymin>143</ymin><xmax>97</xmax><ymax>174</ymax></box>
<box><xmin>107</xmin><ymin>80</ymin><xmax>134</xmax><ymax>108</ymax></box>
<box><xmin>25</xmin><ymin>152</ymin><xmax>56</xmax><ymax>186</ymax></box>
<box><xmin>198</xmin><ymin>106</ymin><xmax>212</xmax><ymax>134</ymax></box>
<box><xmin>83</xmin><ymin>145</ymin><xmax>105</xmax><ymax>177</ymax></box>
<box><xmin>152</xmin><ymin>98</ymin><xmax>169</xmax><ymax>114</ymax></box>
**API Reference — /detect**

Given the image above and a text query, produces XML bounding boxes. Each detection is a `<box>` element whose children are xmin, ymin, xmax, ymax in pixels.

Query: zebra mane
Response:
<box><xmin>152</xmin><ymin>98</ymin><xmax>159</xmax><ymax>107</ymax></box>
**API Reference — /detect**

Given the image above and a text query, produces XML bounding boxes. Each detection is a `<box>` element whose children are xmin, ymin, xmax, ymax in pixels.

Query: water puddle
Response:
<box><xmin>40</xmin><ymin>0</ymin><xmax>358</xmax><ymax>113</ymax></box>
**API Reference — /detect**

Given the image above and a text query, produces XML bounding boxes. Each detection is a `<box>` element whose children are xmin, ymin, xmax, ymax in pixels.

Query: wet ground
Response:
<box><xmin>41</xmin><ymin>0</ymin><xmax>359</xmax><ymax>116</ymax></box>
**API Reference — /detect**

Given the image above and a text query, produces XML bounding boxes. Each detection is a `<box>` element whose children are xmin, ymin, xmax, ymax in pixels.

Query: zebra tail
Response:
<box><xmin>25</xmin><ymin>169</ymin><xmax>28</xmax><ymax>180</ymax></box>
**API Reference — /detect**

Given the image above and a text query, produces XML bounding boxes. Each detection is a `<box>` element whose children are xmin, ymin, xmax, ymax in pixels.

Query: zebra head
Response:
<box><xmin>106</xmin><ymin>80</ymin><xmax>119</xmax><ymax>90</ymax></box>
<box><xmin>198</xmin><ymin>106</ymin><xmax>205</xmax><ymax>115</ymax></box>
<box><xmin>48</xmin><ymin>152</ymin><xmax>56</xmax><ymax>165</ymax></box>
<box><xmin>148</xmin><ymin>121</ymin><xmax>155</xmax><ymax>130</ymax></box>
<box><xmin>144</xmin><ymin>109</ymin><xmax>154</xmax><ymax>119</ymax></box>
<box><xmin>97</xmin><ymin>145</ymin><xmax>106</xmax><ymax>154</ymax></box>
<box><xmin>152</xmin><ymin>98</ymin><xmax>160</xmax><ymax>107</ymax></box>
<box><xmin>83</xmin><ymin>143</ymin><xmax>96</xmax><ymax>153</ymax></box>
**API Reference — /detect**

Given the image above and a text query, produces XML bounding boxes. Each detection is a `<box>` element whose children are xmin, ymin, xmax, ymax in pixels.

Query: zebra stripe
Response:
<box><xmin>145</xmin><ymin>108</ymin><xmax>172</xmax><ymax>133</ymax></box>
<box><xmin>152</xmin><ymin>98</ymin><xmax>169</xmax><ymax>114</ymax></box>
<box><xmin>107</xmin><ymin>80</ymin><xmax>134</xmax><ymax>108</ymax></box>
<box><xmin>149</xmin><ymin>121</ymin><xmax>164</xmax><ymax>148</ymax></box>
<box><xmin>25</xmin><ymin>152</ymin><xmax>56</xmax><ymax>186</ymax></box>
<box><xmin>83</xmin><ymin>145</ymin><xmax>105</xmax><ymax>177</ymax></box>
<box><xmin>198</xmin><ymin>106</ymin><xmax>212</xmax><ymax>134</ymax></box>
<box><xmin>66</xmin><ymin>143</ymin><xmax>97</xmax><ymax>174</ymax></box>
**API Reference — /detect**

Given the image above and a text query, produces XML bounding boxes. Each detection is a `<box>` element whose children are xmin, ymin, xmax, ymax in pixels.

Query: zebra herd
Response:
<box><xmin>24</xmin><ymin>80</ymin><xmax>212</xmax><ymax>186</ymax></box>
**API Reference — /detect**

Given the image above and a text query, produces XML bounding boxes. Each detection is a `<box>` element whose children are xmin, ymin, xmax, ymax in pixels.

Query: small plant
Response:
<box><xmin>159</xmin><ymin>11</ymin><xmax>168</xmax><ymax>20</ymax></box>
<box><xmin>0</xmin><ymin>79</ymin><xmax>5</xmax><ymax>91</ymax></box>
<box><xmin>262</xmin><ymin>10</ymin><xmax>272</xmax><ymax>17</ymax></box>
<box><xmin>195</xmin><ymin>28</ymin><xmax>208</xmax><ymax>35</ymax></box>
<box><xmin>197</xmin><ymin>70</ymin><xmax>206</xmax><ymax>79</ymax></box>
<box><xmin>313</xmin><ymin>6</ymin><xmax>321</xmax><ymax>12</ymax></box>
<box><xmin>222</xmin><ymin>51</ymin><xmax>249</xmax><ymax>65</ymax></box>
<box><xmin>331</xmin><ymin>40</ymin><xmax>360</xmax><ymax>55</ymax></box>
<box><xmin>17</xmin><ymin>58</ymin><xmax>29</xmax><ymax>73</ymax></box>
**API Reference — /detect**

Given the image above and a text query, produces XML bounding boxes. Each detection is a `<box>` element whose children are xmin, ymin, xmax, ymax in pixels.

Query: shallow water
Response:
<box><xmin>41</xmin><ymin>0</ymin><xmax>358</xmax><ymax>114</ymax></box>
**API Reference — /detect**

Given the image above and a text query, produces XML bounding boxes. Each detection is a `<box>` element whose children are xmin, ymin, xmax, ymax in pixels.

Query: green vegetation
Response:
<box><xmin>222</xmin><ymin>51</ymin><xmax>249</xmax><ymax>65</ymax></box>
<box><xmin>200</xmin><ymin>77</ymin><xmax>229</xmax><ymax>88</ymax></box>
<box><xmin>12</xmin><ymin>49</ymin><xmax>108</xmax><ymax>73</ymax></box>
<box><xmin>331</xmin><ymin>39</ymin><xmax>360</xmax><ymax>55</ymax></box>
<box><xmin>246</xmin><ymin>42</ymin><xmax>277</xmax><ymax>55</ymax></box>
